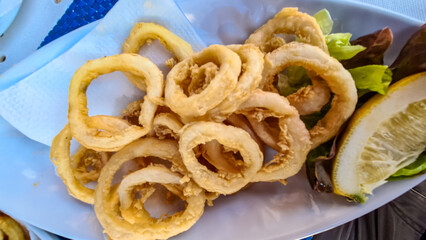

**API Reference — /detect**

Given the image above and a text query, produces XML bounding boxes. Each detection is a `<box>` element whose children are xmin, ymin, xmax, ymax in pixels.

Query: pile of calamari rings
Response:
<box><xmin>50</xmin><ymin>7</ymin><xmax>357</xmax><ymax>240</ymax></box>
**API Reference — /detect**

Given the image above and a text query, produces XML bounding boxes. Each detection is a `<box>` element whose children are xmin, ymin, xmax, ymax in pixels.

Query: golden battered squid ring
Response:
<box><xmin>236</xmin><ymin>90</ymin><xmax>311</xmax><ymax>182</ymax></box>
<box><xmin>179</xmin><ymin>121</ymin><xmax>263</xmax><ymax>194</ymax></box>
<box><xmin>245</xmin><ymin>7</ymin><xmax>327</xmax><ymax>54</ymax></box>
<box><xmin>0</xmin><ymin>212</ymin><xmax>29</xmax><ymax>240</ymax></box>
<box><xmin>204</xmin><ymin>44</ymin><xmax>264</xmax><ymax>122</ymax></box>
<box><xmin>94</xmin><ymin>138</ymin><xmax>205</xmax><ymax>240</ymax></box>
<box><xmin>121</xmin><ymin>99</ymin><xmax>144</xmax><ymax>126</ymax></box>
<box><xmin>286</xmin><ymin>75</ymin><xmax>331</xmax><ymax>115</ymax></box>
<box><xmin>70</xmin><ymin>147</ymin><xmax>108</xmax><ymax>185</ymax></box>
<box><xmin>68</xmin><ymin>54</ymin><xmax>163</xmax><ymax>152</ymax></box>
<box><xmin>165</xmin><ymin>45</ymin><xmax>241</xmax><ymax>121</ymax></box>
<box><xmin>50</xmin><ymin>116</ymin><xmax>128</xmax><ymax>204</ymax></box>
<box><xmin>246</xmin><ymin>8</ymin><xmax>331</xmax><ymax>102</ymax></box>
<box><xmin>123</xmin><ymin>22</ymin><xmax>193</xmax><ymax>62</ymax></box>
<box><xmin>224</xmin><ymin>113</ymin><xmax>265</xmax><ymax>154</ymax></box>
<box><xmin>263</xmin><ymin>42</ymin><xmax>357</xmax><ymax>148</ymax></box>
<box><xmin>122</xmin><ymin>22</ymin><xmax>194</xmax><ymax>90</ymax></box>
<box><xmin>150</xmin><ymin>112</ymin><xmax>183</xmax><ymax>140</ymax></box>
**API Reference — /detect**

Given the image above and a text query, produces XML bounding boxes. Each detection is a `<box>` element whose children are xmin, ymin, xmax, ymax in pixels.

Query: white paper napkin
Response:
<box><xmin>0</xmin><ymin>0</ymin><xmax>206</xmax><ymax>146</ymax></box>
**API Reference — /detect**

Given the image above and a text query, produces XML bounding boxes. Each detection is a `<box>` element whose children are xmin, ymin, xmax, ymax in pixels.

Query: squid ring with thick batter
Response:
<box><xmin>68</xmin><ymin>54</ymin><xmax>163</xmax><ymax>152</ymax></box>
<box><xmin>150</xmin><ymin>112</ymin><xmax>183</xmax><ymax>140</ymax></box>
<box><xmin>122</xmin><ymin>22</ymin><xmax>194</xmax><ymax>90</ymax></box>
<box><xmin>204</xmin><ymin>44</ymin><xmax>264</xmax><ymax>122</ymax></box>
<box><xmin>165</xmin><ymin>45</ymin><xmax>241</xmax><ymax>121</ymax></box>
<box><xmin>286</xmin><ymin>75</ymin><xmax>331</xmax><ymax>115</ymax></box>
<box><xmin>263</xmin><ymin>42</ymin><xmax>357</xmax><ymax>148</ymax></box>
<box><xmin>123</xmin><ymin>22</ymin><xmax>193</xmax><ymax>61</ymax></box>
<box><xmin>179</xmin><ymin>121</ymin><xmax>263</xmax><ymax>194</ymax></box>
<box><xmin>50</xmin><ymin>116</ymin><xmax>128</xmax><ymax>204</ymax></box>
<box><xmin>237</xmin><ymin>90</ymin><xmax>312</xmax><ymax>182</ymax></box>
<box><xmin>50</xmin><ymin>125</ymin><xmax>95</xmax><ymax>204</ymax></box>
<box><xmin>94</xmin><ymin>138</ymin><xmax>204</xmax><ymax>240</ymax></box>
<box><xmin>245</xmin><ymin>7</ymin><xmax>327</xmax><ymax>54</ymax></box>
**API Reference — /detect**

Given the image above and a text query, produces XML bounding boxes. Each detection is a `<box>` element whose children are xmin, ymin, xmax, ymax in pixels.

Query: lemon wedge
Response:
<box><xmin>332</xmin><ymin>72</ymin><xmax>426</xmax><ymax>203</ymax></box>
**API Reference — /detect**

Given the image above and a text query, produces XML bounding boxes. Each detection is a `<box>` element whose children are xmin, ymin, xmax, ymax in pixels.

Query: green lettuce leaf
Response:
<box><xmin>326</xmin><ymin>33</ymin><xmax>366</xmax><ymax>60</ymax></box>
<box><xmin>314</xmin><ymin>9</ymin><xmax>333</xmax><ymax>35</ymax></box>
<box><xmin>313</xmin><ymin>9</ymin><xmax>366</xmax><ymax>61</ymax></box>
<box><xmin>388</xmin><ymin>152</ymin><xmax>426</xmax><ymax>180</ymax></box>
<box><xmin>348</xmin><ymin>65</ymin><xmax>392</xmax><ymax>96</ymax></box>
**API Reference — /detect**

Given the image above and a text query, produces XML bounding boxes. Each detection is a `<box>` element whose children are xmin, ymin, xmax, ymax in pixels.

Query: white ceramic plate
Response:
<box><xmin>0</xmin><ymin>0</ymin><xmax>424</xmax><ymax>240</ymax></box>
<box><xmin>26</xmin><ymin>223</ymin><xmax>61</xmax><ymax>240</ymax></box>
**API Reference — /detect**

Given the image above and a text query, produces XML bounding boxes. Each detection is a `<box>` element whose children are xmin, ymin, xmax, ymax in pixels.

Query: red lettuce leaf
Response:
<box><xmin>341</xmin><ymin>27</ymin><xmax>393</xmax><ymax>69</ymax></box>
<box><xmin>390</xmin><ymin>23</ymin><xmax>426</xmax><ymax>81</ymax></box>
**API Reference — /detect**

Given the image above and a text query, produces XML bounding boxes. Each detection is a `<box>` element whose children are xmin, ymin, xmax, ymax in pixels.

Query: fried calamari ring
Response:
<box><xmin>263</xmin><ymin>70</ymin><xmax>331</xmax><ymax>115</ymax></box>
<box><xmin>122</xmin><ymin>22</ymin><xmax>194</xmax><ymax>91</ymax></box>
<box><xmin>237</xmin><ymin>90</ymin><xmax>311</xmax><ymax>182</ymax></box>
<box><xmin>121</xmin><ymin>99</ymin><xmax>144</xmax><ymax>126</ymax></box>
<box><xmin>286</xmin><ymin>76</ymin><xmax>331</xmax><ymax>115</ymax></box>
<box><xmin>150</xmin><ymin>112</ymin><xmax>183</xmax><ymax>140</ymax></box>
<box><xmin>87</xmin><ymin>116</ymin><xmax>133</xmax><ymax>133</ymax></box>
<box><xmin>224</xmin><ymin>113</ymin><xmax>265</xmax><ymax>153</ymax></box>
<box><xmin>246</xmin><ymin>8</ymin><xmax>332</xmax><ymax>103</ymax></box>
<box><xmin>203</xmin><ymin>44</ymin><xmax>264</xmax><ymax>121</ymax></box>
<box><xmin>198</xmin><ymin>140</ymin><xmax>241</xmax><ymax>174</ymax></box>
<box><xmin>68</xmin><ymin>54</ymin><xmax>163</xmax><ymax>152</ymax></box>
<box><xmin>179</xmin><ymin>121</ymin><xmax>263</xmax><ymax>194</ymax></box>
<box><xmin>116</xmin><ymin>166</ymin><xmax>181</xmax><ymax>225</ymax></box>
<box><xmin>94</xmin><ymin>139</ymin><xmax>204</xmax><ymax>240</ymax></box>
<box><xmin>123</xmin><ymin>22</ymin><xmax>193</xmax><ymax>62</ymax></box>
<box><xmin>165</xmin><ymin>45</ymin><xmax>241</xmax><ymax>121</ymax></box>
<box><xmin>246</xmin><ymin>7</ymin><xmax>331</xmax><ymax>113</ymax></box>
<box><xmin>50</xmin><ymin>116</ymin><xmax>129</xmax><ymax>204</ymax></box>
<box><xmin>50</xmin><ymin>129</ymin><xmax>92</xmax><ymax>203</ymax></box>
<box><xmin>263</xmin><ymin>42</ymin><xmax>357</xmax><ymax>148</ymax></box>
<box><xmin>115</xmin><ymin>166</ymin><xmax>197</xmax><ymax>225</ymax></box>
<box><xmin>0</xmin><ymin>212</ymin><xmax>29</xmax><ymax>240</ymax></box>
<box><xmin>245</xmin><ymin>7</ymin><xmax>327</xmax><ymax>54</ymax></box>
<box><xmin>71</xmin><ymin>147</ymin><xmax>109</xmax><ymax>184</ymax></box>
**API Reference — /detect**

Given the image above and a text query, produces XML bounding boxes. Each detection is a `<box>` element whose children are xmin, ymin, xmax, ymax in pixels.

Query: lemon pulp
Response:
<box><xmin>358</xmin><ymin>99</ymin><xmax>426</xmax><ymax>192</ymax></box>
<box><xmin>332</xmin><ymin>72</ymin><xmax>426</xmax><ymax>202</ymax></box>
